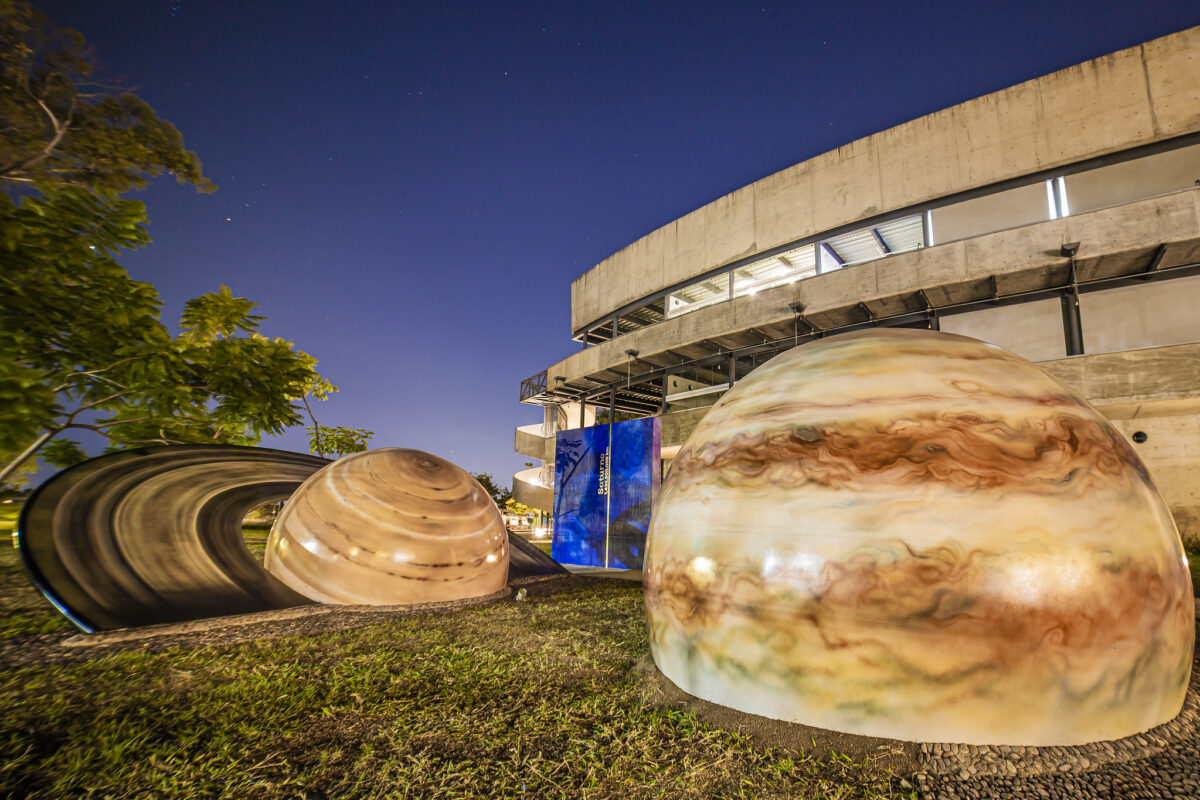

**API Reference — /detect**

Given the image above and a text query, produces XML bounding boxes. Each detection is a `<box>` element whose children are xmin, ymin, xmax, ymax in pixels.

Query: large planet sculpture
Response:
<box><xmin>265</xmin><ymin>448</ymin><xmax>510</xmax><ymax>605</ymax></box>
<box><xmin>644</xmin><ymin>328</ymin><xmax>1195</xmax><ymax>746</ymax></box>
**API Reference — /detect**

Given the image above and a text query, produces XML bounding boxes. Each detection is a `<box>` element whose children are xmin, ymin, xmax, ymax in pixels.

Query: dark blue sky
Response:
<box><xmin>41</xmin><ymin>0</ymin><xmax>1200</xmax><ymax>483</ymax></box>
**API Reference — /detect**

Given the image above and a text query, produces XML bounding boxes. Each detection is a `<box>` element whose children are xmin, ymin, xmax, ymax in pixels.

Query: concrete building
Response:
<box><xmin>515</xmin><ymin>26</ymin><xmax>1200</xmax><ymax>548</ymax></box>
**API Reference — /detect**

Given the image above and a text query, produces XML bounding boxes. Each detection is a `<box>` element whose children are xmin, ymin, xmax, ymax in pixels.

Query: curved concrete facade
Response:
<box><xmin>570</xmin><ymin>25</ymin><xmax>1200</xmax><ymax>334</ymax></box>
<box><xmin>518</xmin><ymin>26</ymin><xmax>1200</xmax><ymax>548</ymax></box>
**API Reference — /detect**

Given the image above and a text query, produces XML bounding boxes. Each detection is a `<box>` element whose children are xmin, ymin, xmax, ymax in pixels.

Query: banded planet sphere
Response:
<box><xmin>265</xmin><ymin>448</ymin><xmax>508</xmax><ymax>605</ymax></box>
<box><xmin>644</xmin><ymin>329</ymin><xmax>1194</xmax><ymax>746</ymax></box>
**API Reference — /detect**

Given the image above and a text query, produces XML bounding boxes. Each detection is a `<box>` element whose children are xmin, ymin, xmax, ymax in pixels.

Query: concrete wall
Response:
<box><xmin>514</xmin><ymin>424</ymin><xmax>554</xmax><ymax>461</ymax></box>
<box><xmin>940</xmin><ymin>299</ymin><xmax>1067</xmax><ymax>362</ymax></box>
<box><xmin>548</xmin><ymin>189</ymin><xmax>1200</xmax><ymax>386</ymax></box>
<box><xmin>570</xmin><ymin>25</ymin><xmax>1200</xmax><ymax>333</ymax></box>
<box><xmin>1080</xmin><ymin>274</ymin><xmax>1200</xmax><ymax>354</ymax></box>
<box><xmin>1111</xmin><ymin>415</ymin><xmax>1200</xmax><ymax>549</ymax></box>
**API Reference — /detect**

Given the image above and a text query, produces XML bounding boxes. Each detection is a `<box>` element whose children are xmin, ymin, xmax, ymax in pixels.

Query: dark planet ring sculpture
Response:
<box><xmin>17</xmin><ymin>445</ymin><xmax>566</xmax><ymax>632</ymax></box>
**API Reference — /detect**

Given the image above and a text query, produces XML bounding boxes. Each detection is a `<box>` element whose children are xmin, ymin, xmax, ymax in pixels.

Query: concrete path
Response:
<box><xmin>564</xmin><ymin>565</ymin><xmax>644</xmax><ymax>582</ymax></box>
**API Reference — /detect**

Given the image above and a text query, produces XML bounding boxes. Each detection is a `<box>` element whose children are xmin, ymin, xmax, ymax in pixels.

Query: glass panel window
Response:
<box><xmin>820</xmin><ymin>213</ymin><xmax>926</xmax><ymax>270</ymax></box>
<box><xmin>818</xmin><ymin>242</ymin><xmax>844</xmax><ymax>273</ymax></box>
<box><xmin>874</xmin><ymin>214</ymin><xmax>926</xmax><ymax>254</ymax></box>
<box><xmin>1064</xmin><ymin>142</ymin><xmax>1200</xmax><ymax>216</ymax></box>
<box><xmin>732</xmin><ymin>245</ymin><xmax>816</xmax><ymax>298</ymax></box>
<box><xmin>929</xmin><ymin>182</ymin><xmax>1050</xmax><ymax>244</ymax></box>
<box><xmin>666</xmin><ymin>274</ymin><xmax>730</xmax><ymax>318</ymax></box>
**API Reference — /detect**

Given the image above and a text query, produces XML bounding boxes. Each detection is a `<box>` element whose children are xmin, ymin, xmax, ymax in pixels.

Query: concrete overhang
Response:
<box><xmin>539</xmin><ymin>189</ymin><xmax>1200</xmax><ymax>394</ymax></box>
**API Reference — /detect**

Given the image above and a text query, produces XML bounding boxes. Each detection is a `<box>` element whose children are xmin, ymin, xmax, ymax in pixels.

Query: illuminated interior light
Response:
<box><xmin>1057</xmin><ymin>175</ymin><xmax>1070</xmax><ymax>216</ymax></box>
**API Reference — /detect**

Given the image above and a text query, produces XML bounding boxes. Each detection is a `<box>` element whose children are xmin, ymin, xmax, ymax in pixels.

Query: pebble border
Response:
<box><xmin>916</xmin><ymin>650</ymin><xmax>1200</xmax><ymax>780</ymax></box>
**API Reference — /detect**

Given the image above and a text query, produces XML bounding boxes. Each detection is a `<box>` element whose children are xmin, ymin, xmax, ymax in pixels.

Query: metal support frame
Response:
<box><xmin>871</xmin><ymin>227</ymin><xmax>891</xmax><ymax>255</ymax></box>
<box><xmin>1061</xmin><ymin>258</ymin><xmax>1084</xmax><ymax>356</ymax></box>
<box><xmin>820</xmin><ymin>242</ymin><xmax>845</xmax><ymax>269</ymax></box>
<box><xmin>545</xmin><ymin>258</ymin><xmax>1200</xmax><ymax>417</ymax></box>
<box><xmin>917</xmin><ymin>289</ymin><xmax>939</xmax><ymax>330</ymax></box>
<box><xmin>1141</xmin><ymin>244</ymin><xmax>1167</xmax><ymax>279</ymax></box>
<box><xmin>747</xmin><ymin>327</ymin><xmax>770</xmax><ymax>343</ymax></box>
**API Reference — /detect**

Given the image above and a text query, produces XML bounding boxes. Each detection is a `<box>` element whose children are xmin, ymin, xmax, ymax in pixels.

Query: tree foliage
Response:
<box><xmin>505</xmin><ymin>498</ymin><xmax>533</xmax><ymax>516</ymax></box>
<box><xmin>0</xmin><ymin>189</ymin><xmax>331</xmax><ymax>485</ymax></box>
<box><xmin>0</xmin><ymin>0</ymin><xmax>212</xmax><ymax>193</ymax></box>
<box><xmin>471</xmin><ymin>472</ymin><xmax>512</xmax><ymax>509</ymax></box>
<box><xmin>306</xmin><ymin>425</ymin><xmax>373</xmax><ymax>460</ymax></box>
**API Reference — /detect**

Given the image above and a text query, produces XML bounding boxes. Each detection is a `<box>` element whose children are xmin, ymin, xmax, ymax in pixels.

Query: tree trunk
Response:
<box><xmin>302</xmin><ymin>395</ymin><xmax>325</xmax><ymax>458</ymax></box>
<box><xmin>0</xmin><ymin>430</ymin><xmax>57</xmax><ymax>488</ymax></box>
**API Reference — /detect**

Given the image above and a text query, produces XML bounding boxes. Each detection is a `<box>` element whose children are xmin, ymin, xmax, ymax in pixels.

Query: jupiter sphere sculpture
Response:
<box><xmin>644</xmin><ymin>329</ymin><xmax>1195</xmax><ymax>746</ymax></box>
<box><xmin>265</xmin><ymin>448</ymin><xmax>509</xmax><ymax>605</ymax></box>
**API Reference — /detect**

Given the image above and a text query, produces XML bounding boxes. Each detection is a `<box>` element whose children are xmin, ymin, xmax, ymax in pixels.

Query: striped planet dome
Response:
<box><xmin>645</xmin><ymin>328</ymin><xmax>1194</xmax><ymax>746</ymax></box>
<box><xmin>264</xmin><ymin>448</ymin><xmax>508</xmax><ymax>604</ymax></box>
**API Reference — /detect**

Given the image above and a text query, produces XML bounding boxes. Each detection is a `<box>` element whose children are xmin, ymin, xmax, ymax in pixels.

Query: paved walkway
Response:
<box><xmin>564</xmin><ymin>565</ymin><xmax>644</xmax><ymax>582</ymax></box>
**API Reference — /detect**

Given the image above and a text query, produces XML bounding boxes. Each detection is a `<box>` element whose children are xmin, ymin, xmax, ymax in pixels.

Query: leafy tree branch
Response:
<box><xmin>0</xmin><ymin>0</ymin><xmax>213</xmax><ymax>193</ymax></box>
<box><xmin>0</xmin><ymin>189</ymin><xmax>334</xmax><ymax>487</ymax></box>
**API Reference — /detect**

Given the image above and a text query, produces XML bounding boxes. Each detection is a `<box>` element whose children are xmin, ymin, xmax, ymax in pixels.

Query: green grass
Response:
<box><xmin>0</xmin><ymin>582</ymin><xmax>906</xmax><ymax>799</ymax></box>
<box><xmin>243</xmin><ymin>526</ymin><xmax>270</xmax><ymax>563</ymax></box>
<box><xmin>0</xmin><ymin>505</ymin><xmax>72</xmax><ymax>639</ymax></box>
<box><xmin>0</xmin><ymin>509</ymin><xmax>275</xmax><ymax>640</ymax></box>
<box><xmin>1188</xmin><ymin>546</ymin><xmax>1200</xmax><ymax>598</ymax></box>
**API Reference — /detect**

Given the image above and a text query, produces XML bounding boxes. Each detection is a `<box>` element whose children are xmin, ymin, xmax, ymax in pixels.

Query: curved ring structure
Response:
<box><xmin>18</xmin><ymin>446</ymin><xmax>327</xmax><ymax>631</ymax></box>
<box><xmin>18</xmin><ymin>445</ymin><xmax>566</xmax><ymax>632</ymax></box>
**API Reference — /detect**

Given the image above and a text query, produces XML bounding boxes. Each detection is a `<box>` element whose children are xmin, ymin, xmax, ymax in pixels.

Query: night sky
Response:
<box><xmin>37</xmin><ymin>0</ymin><xmax>1200</xmax><ymax>485</ymax></box>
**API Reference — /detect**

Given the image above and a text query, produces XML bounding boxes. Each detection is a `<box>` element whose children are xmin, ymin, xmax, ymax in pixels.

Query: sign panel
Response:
<box><xmin>605</xmin><ymin>417</ymin><xmax>660</xmax><ymax>569</ymax></box>
<box><xmin>551</xmin><ymin>417</ymin><xmax>661</xmax><ymax>569</ymax></box>
<box><xmin>551</xmin><ymin>423</ymin><xmax>608</xmax><ymax>567</ymax></box>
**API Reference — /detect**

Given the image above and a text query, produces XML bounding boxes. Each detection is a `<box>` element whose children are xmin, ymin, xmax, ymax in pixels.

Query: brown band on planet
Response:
<box><xmin>265</xmin><ymin>448</ymin><xmax>511</xmax><ymax>605</ymax></box>
<box><xmin>671</xmin><ymin>411</ymin><xmax>1145</xmax><ymax>495</ymax></box>
<box><xmin>644</xmin><ymin>329</ymin><xmax>1195</xmax><ymax>746</ymax></box>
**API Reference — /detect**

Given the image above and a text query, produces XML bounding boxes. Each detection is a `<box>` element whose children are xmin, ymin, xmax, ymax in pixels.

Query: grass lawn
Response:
<box><xmin>0</xmin><ymin>505</ymin><xmax>71</xmax><ymax>639</ymax></box>
<box><xmin>0</xmin><ymin>579</ymin><xmax>908</xmax><ymax>799</ymax></box>
<box><xmin>1189</xmin><ymin>545</ymin><xmax>1200</xmax><ymax>595</ymax></box>
<box><xmin>0</xmin><ymin>510</ymin><xmax>273</xmax><ymax>639</ymax></box>
<box><xmin>1</xmin><ymin>497</ymin><xmax>1194</xmax><ymax>799</ymax></box>
<box><xmin>243</xmin><ymin>524</ymin><xmax>271</xmax><ymax>563</ymax></box>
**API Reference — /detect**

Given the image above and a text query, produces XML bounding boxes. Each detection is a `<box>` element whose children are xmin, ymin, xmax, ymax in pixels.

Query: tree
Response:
<box><xmin>505</xmin><ymin>498</ymin><xmax>533</xmax><ymax>516</ymax></box>
<box><xmin>0</xmin><ymin>188</ymin><xmax>333</xmax><ymax>485</ymax></box>
<box><xmin>0</xmin><ymin>0</ymin><xmax>212</xmax><ymax>194</ymax></box>
<box><xmin>306</xmin><ymin>425</ymin><xmax>373</xmax><ymax>460</ymax></box>
<box><xmin>471</xmin><ymin>472</ymin><xmax>512</xmax><ymax>509</ymax></box>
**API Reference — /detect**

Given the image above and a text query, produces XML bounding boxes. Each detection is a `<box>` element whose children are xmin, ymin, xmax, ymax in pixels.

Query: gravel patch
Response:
<box><xmin>636</xmin><ymin>635</ymin><xmax>1200</xmax><ymax>799</ymax></box>
<box><xmin>913</xmin><ymin>643</ymin><xmax>1200</xmax><ymax>799</ymax></box>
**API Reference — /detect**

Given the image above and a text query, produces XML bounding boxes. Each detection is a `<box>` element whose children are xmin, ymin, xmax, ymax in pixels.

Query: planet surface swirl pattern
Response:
<box><xmin>644</xmin><ymin>329</ymin><xmax>1194</xmax><ymax>745</ymax></box>
<box><xmin>265</xmin><ymin>448</ymin><xmax>510</xmax><ymax>605</ymax></box>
